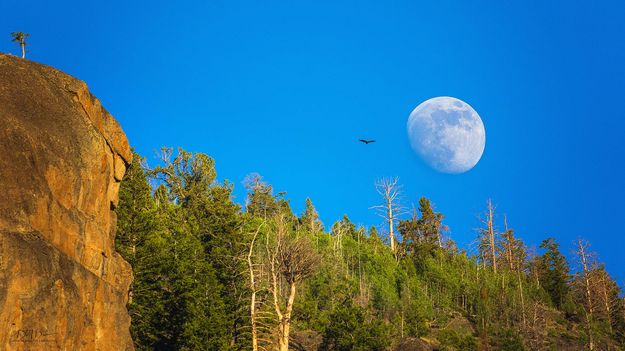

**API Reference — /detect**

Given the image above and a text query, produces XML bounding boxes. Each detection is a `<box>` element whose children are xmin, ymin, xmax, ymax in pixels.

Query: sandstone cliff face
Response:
<box><xmin>0</xmin><ymin>53</ymin><xmax>134</xmax><ymax>350</ymax></box>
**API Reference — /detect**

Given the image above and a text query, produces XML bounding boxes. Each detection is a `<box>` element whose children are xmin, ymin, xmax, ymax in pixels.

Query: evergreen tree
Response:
<box><xmin>244</xmin><ymin>173</ymin><xmax>278</xmax><ymax>218</ymax></box>
<box><xmin>116</xmin><ymin>152</ymin><xmax>155</xmax><ymax>264</ymax></box>
<box><xmin>498</xmin><ymin>223</ymin><xmax>527</xmax><ymax>271</ymax></box>
<box><xmin>537</xmin><ymin>238</ymin><xmax>571</xmax><ymax>309</ymax></box>
<box><xmin>300</xmin><ymin>198</ymin><xmax>323</xmax><ymax>233</ymax></box>
<box><xmin>416</xmin><ymin>197</ymin><xmax>446</xmax><ymax>247</ymax></box>
<box><xmin>397</xmin><ymin>214</ymin><xmax>421</xmax><ymax>258</ymax></box>
<box><xmin>368</xmin><ymin>225</ymin><xmax>383</xmax><ymax>245</ymax></box>
<box><xmin>125</xmin><ymin>149</ymin><xmax>232</xmax><ymax>349</ymax></box>
<box><xmin>320</xmin><ymin>300</ymin><xmax>391</xmax><ymax>351</ymax></box>
<box><xmin>331</xmin><ymin>215</ymin><xmax>357</xmax><ymax>240</ymax></box>
<box><xmin>115</xmin><ymin>151</ymin><xmax>624</xmax><ymax>350</ymax></box>
<box><xmin>115</xmin><ymin>152</ymin><xmax>168</xmax><ymax>349</ymax></box>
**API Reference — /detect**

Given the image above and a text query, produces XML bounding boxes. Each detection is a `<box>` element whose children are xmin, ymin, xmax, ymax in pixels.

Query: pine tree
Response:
<box><xmin>131</xmin><ymin>149</ymin><xmax>232</xmax><ymax>349</ymax></box>
<box><xmin>244</xmin><ymin>173</ymin><xmax>278</xmax><ymax>218</ymax></box>
<box><xmin>537</xmin><ymin>238</ymin><xmax>571</xmax><ymax>309</ymax></box>
<box><xmin>115</xmin><ymin>152</ymin><xmax>167</xmax><ymax>349</ymax></box>
<box><xmin>114</xmin><ymin>149</ymin><xmax>625</xmax><ymax>350</ymax></box>
<box><xmin>320</xmin><ymin>300</ymin><xmax>391</xmax><ymax>351</ymax></box>
<box><xmin>415</xmin><ymin>197</ymin><xmax>446</xmax><ymax>248</ymax></box>
<box><xmin>300</xmin><ymin>198</ymin><xmax>323</xmax><ymax>233</ymax></box>
<box><xmin>10</xmin><ymin>31</ymin><xmax>29</xmax><ymax>58</ymax></box>
<box><xmin>368</xmin><ymin>225</ymin><xmax>381</xmax><ymax>242</ymax></box>
<box><xmin>498</xmin><ymin>216</ymin><xmax>526</xmax><ymax>272</ymax></box>
<box><xmin>116</xmin><ymin>152</ymin><xmax>155</xmax><ymax>264</ymax></box>
<box><xmin>397</xmin><ymin>213</ymin><xmax>420</xmax><ymax>257</ymax></box>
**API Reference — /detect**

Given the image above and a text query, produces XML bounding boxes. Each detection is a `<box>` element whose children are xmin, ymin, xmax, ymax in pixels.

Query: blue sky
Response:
<box><xmin>2</xmin><ymin>0</ymin><xmax>624</xmax><ymax>286</ymax></box>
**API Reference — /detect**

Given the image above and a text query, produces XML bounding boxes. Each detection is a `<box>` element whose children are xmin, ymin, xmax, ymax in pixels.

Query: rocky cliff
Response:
<box><xmin>0</xmin><ymin>53</ymin><xmax>134</xmax><ymax>350</ymax></box>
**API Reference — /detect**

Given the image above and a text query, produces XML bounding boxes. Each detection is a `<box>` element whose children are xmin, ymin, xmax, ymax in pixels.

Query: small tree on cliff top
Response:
<box><xmin>11</xmin><ymin>32</ymin><xmax>29</xmax><ymax>59</ymax></box>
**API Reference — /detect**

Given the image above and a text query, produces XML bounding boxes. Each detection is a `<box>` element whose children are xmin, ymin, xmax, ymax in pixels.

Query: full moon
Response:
<box><xmin>407</xmin><ymin>97</ymin><xmax>486</xmax><ymax>174</ymax></box>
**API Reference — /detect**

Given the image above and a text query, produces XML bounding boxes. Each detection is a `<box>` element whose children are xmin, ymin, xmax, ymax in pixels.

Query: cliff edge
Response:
<box><xmin>0</xmin><ymin>53</ymin><xmax>134</xmax><ymax>350</ymax></box>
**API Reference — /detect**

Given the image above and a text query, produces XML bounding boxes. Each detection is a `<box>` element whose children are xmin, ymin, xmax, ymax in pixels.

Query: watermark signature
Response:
<box><xmin>9</xmin><ymin>329</ymin><xmax>56</xmax><ymax>343</ymax></box>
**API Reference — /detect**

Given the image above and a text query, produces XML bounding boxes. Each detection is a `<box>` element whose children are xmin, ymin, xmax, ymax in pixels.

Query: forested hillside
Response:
<box><xmin>116</xmin><ymin>148</ymin><xmax>625</xmax><ymax>351</ymax></box>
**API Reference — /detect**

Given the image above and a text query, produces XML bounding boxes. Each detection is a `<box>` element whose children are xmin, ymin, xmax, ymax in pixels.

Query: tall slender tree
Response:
<box><xmin>575</xmin><ymin>238</ymin><xmax>596</xmax><ymax>350</ymax></box>
<box><xmin>537</xmin><ymin>238</ymin><xmax>570</xmax><ymax>309</ymax></box>
<box><xmin>246</xmin><ymin>221</ymin><xmax>265</xmax><ymax>351</ymax></box>
<box><xmin>115</xmin><ymin>152</ymin><xmax>164</xmax><ymax>349</ymax></box>
<box><xmin>476</xmin><ymin>200</ymin><xmax>498</xmax><ymax>272</ymax></box>
<box><xmin>300</xmin><ymin>198</ymin><xmax>323</xmax><ymax>233</ymax></box>
<box><xmin>268</xmin><ymin>214</ymin><xmax>320</xmax><ymax>351</ymax></box>
<box><xmin>372</xmin><ymin>177</ymin><xmax>404</xmax><ymax>259</ymax></box>
<box><xmin>11</xmin><ymin>32</ymin><xmax>29</xmax><ymax>58</ymax></box>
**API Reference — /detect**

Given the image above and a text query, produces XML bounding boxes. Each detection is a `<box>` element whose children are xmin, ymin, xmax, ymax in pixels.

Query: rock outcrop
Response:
<box><xmin>0</xmin><ymin>53</ymin><xmax>134</xmax><ymax>350</ymax></box>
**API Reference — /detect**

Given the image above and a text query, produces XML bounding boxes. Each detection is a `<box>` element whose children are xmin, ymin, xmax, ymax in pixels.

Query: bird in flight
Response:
<box><xmin>359</xmin><ymin>139</ymin><xmax>376</xmax><ymax>144</ymax></box>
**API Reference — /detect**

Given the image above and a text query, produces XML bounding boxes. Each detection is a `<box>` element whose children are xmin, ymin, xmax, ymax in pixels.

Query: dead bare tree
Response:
<box><xmin>593</xmin><ymin>266</ymin><xmax>621</xmax><ymax>335</ymax></box>
<box><xmin>500</xmin><ymin>216</ymin><xmax>527</xmax><ymax>327</ymax></box>
<box><xmin>247</xmin><ymin>221</ymin><xmax>266</xmax><ymax>351</ymax></box>
<box><xmin>502</xmin><ymin>215</ymin><xmax>513</xmax><ymax>270</ymax></box>
<box><xmin>487</xmin><ymin>199</ymin><xmax>497</xmax><ymax>273</ymax></box>
<box><xmin>356</xmin><ymin>226</ymin><xmax>366</xmax><ymax>302</ymax></box>
<box><xmin>268</xmin><ymin>214</ymin><xmax>320</xmax><ymax>351</ymax></box>
<box><xmin>575</xmin><ymin>237</ymin><xmax>596</xmax><ymax>351</ymax></box>
<box><xmin>371</xmin><ymin>177</ymin><xmax>405</xmax><ymax>259</ymax></box>
<box><xmin>525</xmin><ymin>302</ymin><xmax>549</xmax><ymax>350</ymax></box>
<box><xmin>476</xmin><ymin>199</ymin><xmax>497</xmax><ymax>273</ymax></box>
<box><xmin>332</xmin><ymin>220</ymin><xmax>346</xmax><ymax>259</ymax></box>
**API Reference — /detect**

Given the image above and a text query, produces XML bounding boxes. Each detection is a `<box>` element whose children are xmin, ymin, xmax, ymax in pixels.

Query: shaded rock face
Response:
<box><xmin>0</xmin><ymin>54</ymin><xmax>134</xmax><ymax>350</ymax></box>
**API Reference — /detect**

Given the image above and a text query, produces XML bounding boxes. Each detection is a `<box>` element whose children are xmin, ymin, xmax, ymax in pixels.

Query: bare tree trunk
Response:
<box><xmin>333</xmin><ymin>222</ymin><xmax>344</xmax><ymax>259</ymax></box>
<box><xmin>437</xmin><ymin>230</ymin><xmax>442</xmax><ymax>248</ymax></box>
<box><xmin>577</xmin><ymin>238</ymin><xmax>595</xmax><ymax>351</ymax></box>
<box><xmin>268</xmin><ymin>214</ymin><xmax>319</xmax><ymax>351</ymax></box>
<box><xmin>278</xmin><ymin>283</ymin><xmax>297</xmax><ymax>351</ymax></box>
<box><xmin>21</xmin><ymin>43</ymin><xmax>25</xmax><ymax>59</ymax></box>
<box><xmin>372</xmin><ymin>177</ymin><xmax>404</xmax><ymax>260</ymax></box>
<box><xmin>268</xmin><ymin>223</ymin><xmax>284</xmax><ymax>349</ymax></box>
<box><xmin>358</xmin><ymin>228</ymin><xmax>363</xmax><ymax>298</ymax></box>
<box><xmin>388</xmin><ymin>199</ymin><xmax>396</xmax><ymax>254</ymax></box>
<box><xmin>517</xmin><ymin>269</ymin><xmax>527</xmax><ymax>327</ymax></box>
<box><xmin>488</xmin><ymin>199</ymin><xmax>497</xmax><ymax>273</ymax></box>
<box><xmin>247</xmin><ymin>224</ymin><xmax>263</xmax><ymax>351</ymax></box>
<box><xmin>504</xmin><ymin>216</ymin><xmax>513</xmax><ymax>270</ymax></box>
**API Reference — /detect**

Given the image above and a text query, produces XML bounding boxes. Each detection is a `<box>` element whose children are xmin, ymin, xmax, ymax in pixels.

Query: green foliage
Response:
<box><xmin>398</xmin><ymin>197</ymin><xmax>447</xmax><ymax>258</ymax></box>
<box><xmin>116</xmin><ymin>149</ymin><xmax>624</xmax><ymax>351</ymax></box>
<box><xmin>243</xmin><ymin>173</ymin><xmax>278</xmax><ymax>218</ymax></box>
<box><xmin>416</xmin><ymin>197</ymin><xmax>446</xmax><ymax>246</ymax></box>
<box><xmin>537</xmin><ymin>238</ymin><xmax>571</xmax><ymax>309</ymax></box>
<box><xmin>437</xmin><ymin>329</ymin><xmax>477</xmax><ymax>351</ymax></box>
<box><xmin>10</xmin><ymin>31</ymin><xmax>29</xmax><ymax>42</ymax></box>
<box><xmin>300</xmin><ymin>198</ymin><xmax>323</xmax><ymax>233</ymax></box>
<box><xmin>117</xmin><ymin>150</ymin><xmax>230</xmax><ymax>350</ymax></box>
<box><xmin>486</xmin><ymin>329</ymin><xmax>525</xmax><ymax>351</ymax></box>
<box><xmin>320</xmin><ymin>300</ymin><xmax>391</xmax><ymax>351</ymax></box>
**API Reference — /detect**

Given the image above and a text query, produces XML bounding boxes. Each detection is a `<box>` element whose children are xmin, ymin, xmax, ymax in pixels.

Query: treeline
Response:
<box><xmin>115</xmin><ymin>148</ymin><xmax>625</xmax><ymax>350</ymax></box>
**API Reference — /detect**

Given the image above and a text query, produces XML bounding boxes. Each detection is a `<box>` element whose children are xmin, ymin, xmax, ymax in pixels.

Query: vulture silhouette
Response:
<box><xmin>359</xmin><ymin>139</ymin><xmax>376</xmax><ymax>144</ymax></box>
